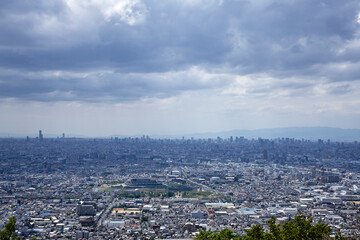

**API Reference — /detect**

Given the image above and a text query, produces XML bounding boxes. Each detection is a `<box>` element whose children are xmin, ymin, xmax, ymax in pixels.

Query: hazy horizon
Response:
<box><xmin>1</xmin><ymin>126</ymin><xmax>360</xmax><ymax>142</ymax></box>
<box><xmin>1</xmin><ymin>1</ymin><xmax>360</xmax><ymax>135</ymax></box>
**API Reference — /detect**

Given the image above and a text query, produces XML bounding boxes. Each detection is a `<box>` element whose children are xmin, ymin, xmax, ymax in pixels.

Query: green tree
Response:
<box><xmin>334</xmin><ymin>231</ymin><xmax>346</xmax><ymax>240</ymax></box>
<box><xmin>218</xmin><ymin>228</ymin><xmax>236</xmax><ymax>239</ymax></box>
<box><xmin>0</xmin><ymin>216</ymin><xmax>21</xmax><ymax>240</ymax></box>
<box><xmin>267</xmin><ymin>217</ymin><xmax>281</xmax><ymax>240</ymax></box>
<box><xmin>242</xmin><ymin>225</ymin><xmax>266</xmax><ymax>240</ymax></box>
<box><xmin>194</xmin><ymin>228</ymin><xmax>236</xmax><ymax>240</ymax></box>
<box><xmin>194</xmin><ymin>214</ymin><xmax>344</xmax><ymax>240</ymax></box>
<box><xmin>194</xmin><ymin>229</ymin><xmax>214</xmax><ymax>240</ymax></box>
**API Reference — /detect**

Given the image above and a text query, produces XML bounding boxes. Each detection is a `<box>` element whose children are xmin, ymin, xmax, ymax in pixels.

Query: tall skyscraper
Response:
<box><xmin>39</xmin><ymin>130</ymin><xmax>43</xmax><ymax>141</ymax></box>
<box><xmin>262</xmin><ymin>149</ymin><xmax>268</xmax><ymax>160</ymax></box>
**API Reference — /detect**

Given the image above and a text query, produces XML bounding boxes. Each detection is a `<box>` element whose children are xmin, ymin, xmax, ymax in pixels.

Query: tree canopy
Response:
<box><xmin>0</xmin><ymin>217</ymin><xmax>20</xmax><ymax>240</ymax></box>
<box><xmin>194</xmin><ymin>214</ymin><xmax>346</xmax><ymax>240</ymax></box>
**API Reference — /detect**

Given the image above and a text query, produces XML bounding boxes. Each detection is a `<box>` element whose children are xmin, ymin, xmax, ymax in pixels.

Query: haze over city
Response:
<box><xmin>2</xmin><ymin>2</ymin><xmax>360</xmax><ymax>239</ymax></box>
<box><xmin>1</xmin><ymin>0</ymin><xmax>360</xmax><ymax>136</ymax></box>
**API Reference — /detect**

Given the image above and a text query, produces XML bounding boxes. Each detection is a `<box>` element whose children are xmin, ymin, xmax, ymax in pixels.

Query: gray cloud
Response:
<box><xmin>0</xmin><ymin>67</ymin><xmax>230</xmax><ymax>102</ymax></box>
<box><xmin>0</xmin><ymin>0</ymin><xmax>359</xmax><ymax>102</ymax></box>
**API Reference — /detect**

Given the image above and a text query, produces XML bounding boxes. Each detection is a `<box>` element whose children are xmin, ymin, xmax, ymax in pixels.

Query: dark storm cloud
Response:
<box><xmin>0</xmin><ymin>67</ymin><xmax>229</xmax><ymax>101</ymax></box>
<box><xmin>0</xmin><ymin>0</ymin><xmax>359</xmax><ymax>101</ymax></box>
<box><xmin>0</xmin><ymin>0</ymin><xmax>68</xmax><ymax>46</ymax></box>
<box><xmin>225</xmin><ymin>1</ymin><xmax>359</xmax><ymax>73</ymax></box>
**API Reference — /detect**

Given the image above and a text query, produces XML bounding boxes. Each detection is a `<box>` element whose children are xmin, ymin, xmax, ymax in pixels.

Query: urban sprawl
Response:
<box><xmin>1</xmin><ymin>134</ymin><xmax>360</xmax><ymax>239</ymax></box>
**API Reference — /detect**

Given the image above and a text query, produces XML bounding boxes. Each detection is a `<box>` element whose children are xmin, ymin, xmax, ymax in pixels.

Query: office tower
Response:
<box><xmin>39</xmin><ymin>130</ymin><xmax>43</xmax><ymax>141</ymax></box>
<box><xmin>263</xmin><ymin>149</ymin><xmax>268</xmax><ymax>160</ymax></box>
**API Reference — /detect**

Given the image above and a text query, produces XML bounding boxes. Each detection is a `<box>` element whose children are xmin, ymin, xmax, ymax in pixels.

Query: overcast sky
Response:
<box><xmin>1</xmin><ymin>0</ymin><xmax>360</xmax><ymax>137</ymax></box>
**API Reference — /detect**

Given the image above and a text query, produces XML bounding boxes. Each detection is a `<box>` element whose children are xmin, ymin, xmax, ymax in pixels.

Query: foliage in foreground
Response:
<box><xmin>194</xmin><ymin>214</ymin><xmax>346</xmax><ymax>240</ymax></box>
<box><xmin>0</xmin><ymin>217</ymin><xmax>20</xmax><ymax>240</ymax></box>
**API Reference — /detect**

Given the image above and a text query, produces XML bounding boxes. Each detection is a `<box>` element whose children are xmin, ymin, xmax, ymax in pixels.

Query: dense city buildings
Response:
<box><xmin>0</xmin><ymin>136</ymin><xmax>359</xmax><ymax>239</ymax></box>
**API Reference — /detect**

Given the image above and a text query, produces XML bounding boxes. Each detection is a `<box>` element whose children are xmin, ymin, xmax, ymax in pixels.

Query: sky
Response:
<box><xmin>1</xmin><ymin>0</ymin><xmax>360</xmax><ymax>137</ymax></box>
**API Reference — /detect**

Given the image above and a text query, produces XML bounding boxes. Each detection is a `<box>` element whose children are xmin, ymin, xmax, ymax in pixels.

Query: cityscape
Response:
<box><xmin>1</xmin><ymin>0</ymin><xmax>360</xmax><ymax>239</ymax></box>
<box><xmin>0</xmin><ymin>131</ymin><xmax>359</xmax><ymax>239</ymax></box>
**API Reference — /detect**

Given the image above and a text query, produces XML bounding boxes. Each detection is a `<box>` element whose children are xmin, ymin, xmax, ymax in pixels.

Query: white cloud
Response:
<box><xmin>26</xmin><ymin>0</ymin><xmax>148</xmax><ymax>47</ymax></box>
<box><xmin>1</xmin><ymin>0</ymin><xmax>360</xmax><ymax>134</ymax></box>
<box><xmin>95</xmin><ymin>0</ymin><xmax>147</xmax><ymax>25</ymax></box>
<box><xmin>65</xmin><ymin>0</ymin><xmax>147</xmax><ymax>25</ymax></box>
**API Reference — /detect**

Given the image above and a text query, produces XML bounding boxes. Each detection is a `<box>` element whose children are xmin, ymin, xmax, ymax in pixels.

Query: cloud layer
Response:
<box><xmin>1</xmin><ymin>0</ymin><xmax>360</xmax><ymax>135</ymax></box>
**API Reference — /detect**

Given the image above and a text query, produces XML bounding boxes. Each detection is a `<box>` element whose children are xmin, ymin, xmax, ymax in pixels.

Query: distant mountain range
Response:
<box><xmin>149</xmin><ymin>127</ymin><xmax>360</xmax><ymax>142</ymax></box>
